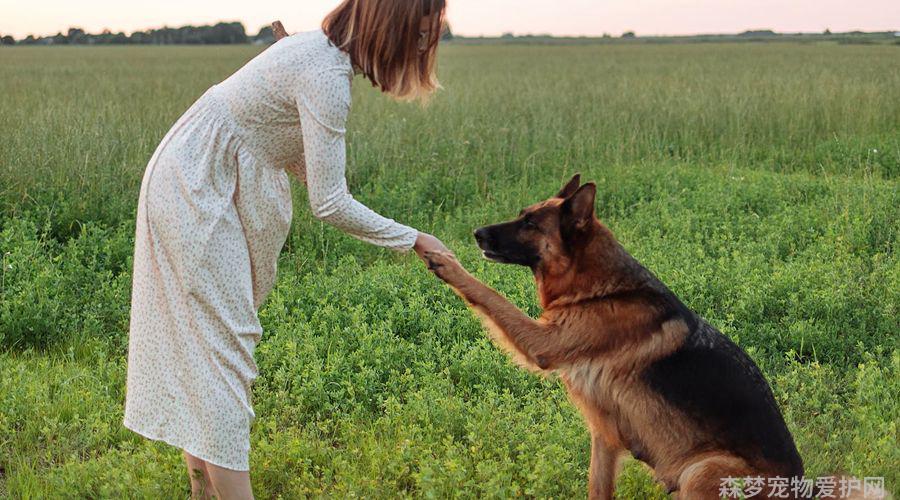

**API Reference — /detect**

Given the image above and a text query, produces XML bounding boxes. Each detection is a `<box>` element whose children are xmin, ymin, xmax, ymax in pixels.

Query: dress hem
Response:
<box><xmin>123</xmin><ymin>418</ymin><xmax>250</xmax><ymax>472</ymax></box>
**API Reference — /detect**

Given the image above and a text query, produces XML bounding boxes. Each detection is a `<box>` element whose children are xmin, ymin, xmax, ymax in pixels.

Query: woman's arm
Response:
<box><xmin>286</xmin><ymin>39</ymin><xmax>448</xmax><ymax>256</ymax></box>
<box><xmin>295</xmin><ymin>69</ymin><xmax>420</xmax><ymax>251</ymax></box>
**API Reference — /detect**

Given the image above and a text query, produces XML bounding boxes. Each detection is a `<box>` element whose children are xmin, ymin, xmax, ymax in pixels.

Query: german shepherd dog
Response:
<box><xmin>423</xmin><ymin>175</ymin><xmax>807</xmax><ymax>499</ymax></box>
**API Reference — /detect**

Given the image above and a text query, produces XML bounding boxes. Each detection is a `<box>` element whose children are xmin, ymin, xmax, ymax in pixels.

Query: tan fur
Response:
<box><xmin>424</xmin><ymin>178</ymin><xmax>812</xmax><ymax>498</ymax></box>
<box><xmin>430</xmin><ymin>251</ymin><xmax>714</xmax><ymax>498</ymax></box>
<box><xmin>675</xmin><ymin>452</ymin><xmax>754</xmax><ymax>500</ymax></box>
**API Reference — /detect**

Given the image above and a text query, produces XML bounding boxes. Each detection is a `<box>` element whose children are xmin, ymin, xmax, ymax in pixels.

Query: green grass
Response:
<box><xmin>1</xmin><ymin>43</ymin><xmax>898</xmax><ymax>498</ymax></box>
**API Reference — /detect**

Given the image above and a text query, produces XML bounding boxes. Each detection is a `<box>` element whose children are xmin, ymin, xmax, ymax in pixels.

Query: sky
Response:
<box><xmin>1</xmin><ymin>0</ymin><xmax>898</xmax><ymax>39</ymax></box>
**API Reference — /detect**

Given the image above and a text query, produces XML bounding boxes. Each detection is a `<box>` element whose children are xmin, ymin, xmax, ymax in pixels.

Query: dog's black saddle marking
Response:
<box><xmin>641</xmin><ymin>319</ymin><xmax>804</xmax><ymax>476</ymax></box>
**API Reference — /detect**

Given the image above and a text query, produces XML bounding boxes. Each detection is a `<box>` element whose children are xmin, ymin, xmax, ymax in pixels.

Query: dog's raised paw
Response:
<box><xmin>424</xmin><ymin>250</ymin><xmax>450</xmax><ymax>268</ymax></box>
<box><xmin>424</xmin><ymin>251</ymin><xmax>464</xmax><ymax>282</ymax></box>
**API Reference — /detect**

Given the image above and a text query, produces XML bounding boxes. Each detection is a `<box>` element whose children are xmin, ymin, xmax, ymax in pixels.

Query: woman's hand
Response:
<box><xmin>413</xmin><ymin>232</ymin><xmax>450</xmax><ymax>262</ymax></box>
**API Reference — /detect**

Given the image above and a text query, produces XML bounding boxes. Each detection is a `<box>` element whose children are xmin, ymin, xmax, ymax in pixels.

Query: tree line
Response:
<box><xmin>1</xmin><ymin>22</ymin><xmax>273</xmax><ymax>45</ymax></box>
<box><xmin>0</xmin><ymin>21</ymin><xmax>459</xmax><ymax>46</ymax></box>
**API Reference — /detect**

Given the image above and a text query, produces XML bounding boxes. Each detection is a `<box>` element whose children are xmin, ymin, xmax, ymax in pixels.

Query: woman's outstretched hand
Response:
<box><xmin>414</xmin><ymin>232</ymin><xmax>451</xmax><ymax>263</ymax></box>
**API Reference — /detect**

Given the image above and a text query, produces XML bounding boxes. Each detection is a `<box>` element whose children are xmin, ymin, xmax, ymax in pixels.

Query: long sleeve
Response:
<box><xmin>294</xmin><ymin>67</ymin><xmax>418</xmax><ymax>252</ymax></box>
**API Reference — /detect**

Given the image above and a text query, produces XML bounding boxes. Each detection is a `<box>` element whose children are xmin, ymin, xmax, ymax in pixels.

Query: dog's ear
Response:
<box><xmin>556</xmin><ymin>173</ymin><xmax>581</xmax><ymax>199</ymax></box>
<box><xmin>561</xmin><ymin>182</ymin><xmax>596</xmax><ymax>230</ymax></box>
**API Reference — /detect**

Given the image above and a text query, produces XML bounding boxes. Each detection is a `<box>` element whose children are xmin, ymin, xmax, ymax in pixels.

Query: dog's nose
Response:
<box><xmin>474</xmin><ymin>227</ymin><xmax>488</xmax><ymax>243</ymax></box>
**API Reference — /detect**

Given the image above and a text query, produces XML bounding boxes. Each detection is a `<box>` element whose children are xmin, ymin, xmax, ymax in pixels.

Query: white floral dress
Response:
<box><xmin>124</xmin><ymin>30</ymin><xmax>418</xmax><ymax>471</ymax></box>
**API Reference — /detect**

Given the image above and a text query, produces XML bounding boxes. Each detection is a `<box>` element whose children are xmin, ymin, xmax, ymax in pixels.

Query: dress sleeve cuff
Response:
<box><xmin>392</xmin><ymin>227</ymin><xmax>419</xmax><ymax>253</ymax></box>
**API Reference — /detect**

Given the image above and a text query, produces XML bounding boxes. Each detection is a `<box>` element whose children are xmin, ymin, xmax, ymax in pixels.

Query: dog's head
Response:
<box><xmin>474</xmin><ymin>174</ymin><xmax>599</xmax><ymax>273</ymax></box>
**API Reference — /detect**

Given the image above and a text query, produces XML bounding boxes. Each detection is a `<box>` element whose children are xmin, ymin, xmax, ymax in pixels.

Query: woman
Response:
<box><xmin>123</xmin><ymin>0</ymin><xmax>448</xmax><ymax>498</ymax></box>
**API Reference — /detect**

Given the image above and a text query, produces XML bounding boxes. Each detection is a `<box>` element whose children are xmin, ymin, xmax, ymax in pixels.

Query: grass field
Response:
<box><xmin>1</xmin><ymin>42</ymin><xmax>898</xmax><ymax>498</ymax></box>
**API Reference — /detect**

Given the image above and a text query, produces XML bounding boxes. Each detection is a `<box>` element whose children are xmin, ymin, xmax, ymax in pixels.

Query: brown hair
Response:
<box><xmin>322</xmin><ymin>0</ymin><xmax>446</xmax><ymax>102</ymax></box>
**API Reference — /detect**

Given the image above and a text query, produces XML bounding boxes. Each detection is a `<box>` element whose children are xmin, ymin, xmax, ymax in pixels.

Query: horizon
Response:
<box><xmin>2</xmin><ymin>0</ymin><xmax>898</xmax><ymax>40</ymax></box>
<box><xmin>5</xmin><ymin>23</ymin><xmax>900</xmax><ymax>41</ymax></box>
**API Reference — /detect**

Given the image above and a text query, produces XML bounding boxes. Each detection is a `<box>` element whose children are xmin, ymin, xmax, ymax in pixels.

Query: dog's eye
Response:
<box><xmin>522</xmin><ymin>219</ymin><xmax>538</xmax><ymax>230</ymax></box>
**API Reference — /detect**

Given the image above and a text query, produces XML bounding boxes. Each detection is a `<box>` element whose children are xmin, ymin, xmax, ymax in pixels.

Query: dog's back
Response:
<box><xmin>642</xmin><ymin>317</ymin><xmax>804</xmax><ymax>478</ymax></box>
<box><xmin>618</xmin><ymin>260</ymin><xmax>805</xmax><ymax>479</ymax></box>
<box><xmin>555</xmin><ymin>253</ymin><xmax>806</xmax><ymax>494</ymax></box>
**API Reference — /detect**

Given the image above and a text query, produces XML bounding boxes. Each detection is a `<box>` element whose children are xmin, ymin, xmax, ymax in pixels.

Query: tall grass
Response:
<box><xmin>1</xmin><ymin>43</ymin><xmax>897</xmax><ymax>497</ymax></box>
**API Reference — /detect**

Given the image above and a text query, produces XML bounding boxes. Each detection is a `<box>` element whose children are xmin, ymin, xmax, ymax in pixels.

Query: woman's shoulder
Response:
<box><xmin>283</xmin><ymin>29</ymin><xmax>326</xmax><ymax>46</ymax></box>
<box><xmin>273</xmin><ymin>31</ymin><xmax>352</xmax><ymax>120</ymax></box>
<box><xmin>279</xmin><ymin>29</ymin><xmax>352</xmax><ymax>72</ymax></box>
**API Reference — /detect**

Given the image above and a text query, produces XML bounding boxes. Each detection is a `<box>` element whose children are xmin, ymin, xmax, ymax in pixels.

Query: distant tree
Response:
<box><xmin>739</xmin><ymin>29</ymin><xmax>776</xmax><ymax>37</ymax></box>
<box><xmin>1</xmin><ymin>35</ymin><xmax>15</xmax><ymax>45</ymax></box>
<box><xmin>441</xmin><ymin>22</ymin><xmax>453</xmax><ymax>41</ymax></box>
<box><xmin>16</xmin><ymin>21</ymin><xmax>251</xmax><ymax>45</ymax></box>
<box><xmin>255</xmin><ymin>25</ymin><xmax>275</xmax><ymax>44</ymax></box>
<box><xmin>67</xmin><ymin>27</ymin><xmax>87</xmax><ymax>44</ymax></box>
<box><xmin>824</xmin><ymin>28</ymin><xmax>831</xmax><ymax>35</ymax></box>
<box><xmin>621</xmin><ymin>31</ymin><xmax>636</xmax><ymax>39</ymax></box>
<box><xmin>209</xmin><ymin>22</ymin><xmax>247</xmax><ymax>44</ymax></box>
<box><xmin>130</xmin><ymin>31</ymin><xmax>148</xmax><ymax>44</ymax></box>
<box><xmin>602</xmin><ymin>33</ymin><xmax>612</xmax><ymax>39</ymax></box>
<box><xmin>91</xmin><ymin>29</ymin><xmax>111</xmax><ymax>44</ymax></box>
<box><xmin>501</xmin><ymin>32</ymin><xmax>514</xmax><ymax>39</ymax></box>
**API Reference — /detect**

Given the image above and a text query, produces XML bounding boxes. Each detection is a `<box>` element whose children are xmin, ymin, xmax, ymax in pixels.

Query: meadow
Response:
<box><xmin>0</xmin><ymin>42</ymin><xmax>898</xmax><ymax>498</ymax></box>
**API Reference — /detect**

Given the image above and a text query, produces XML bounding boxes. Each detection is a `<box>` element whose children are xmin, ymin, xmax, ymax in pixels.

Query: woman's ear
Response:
<box><xmin>556</xmin><ymin>173</ymin><xmax>581</xmax><ymax>198</ymax></box>
<box><xmin>561</xmin><ymin>182</ymin><xmax>597</xmax><ymax>229</ymax></box>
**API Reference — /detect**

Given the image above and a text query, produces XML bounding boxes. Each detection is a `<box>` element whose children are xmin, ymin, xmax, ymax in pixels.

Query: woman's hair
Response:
<box><xmin>322</xmin><ymin>0</ymin><xmax>446</xmax><ymax>102</ymax></box>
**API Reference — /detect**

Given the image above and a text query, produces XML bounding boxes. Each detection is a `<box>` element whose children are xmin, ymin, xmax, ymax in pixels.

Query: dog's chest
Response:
<box><xmin>559</xmin><ymin>357</ymin><xmax>638</xmax><ymax>406</ymax></box>
<box><xmin>559</xmin><ymin>359</ymin><xmax>661</xmax><ymax>463</ymax></box>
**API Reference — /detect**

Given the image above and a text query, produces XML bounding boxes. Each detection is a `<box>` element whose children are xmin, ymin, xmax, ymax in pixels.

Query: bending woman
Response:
<box><xmin>123</xmin><ymin>0</ymin><xmax>448</xmax><ymax>498</ymax></box>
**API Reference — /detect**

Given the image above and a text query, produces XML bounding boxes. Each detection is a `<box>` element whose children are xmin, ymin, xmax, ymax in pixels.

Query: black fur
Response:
<box><xmin>474</xmin><ymin>221</ymin><xmax>542</xmax><ymax>267</ymax></box>
<box><xmin>641</xmin><ymin>318</ymin><xmax>804</xmax><ymax>477</ymax></box>
<box><xmin>610</xmin><ymin>251</ymin><xmax>804</xmax><ymax>479</ymax></box>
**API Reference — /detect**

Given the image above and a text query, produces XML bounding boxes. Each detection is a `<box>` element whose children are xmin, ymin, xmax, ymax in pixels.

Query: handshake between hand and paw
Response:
<box><xmin>424</xmin><ymin>250</ymin><xmax>469</xmax><ymax>286</ymax></box>
<box><xmin>413</xmin><ymin>233</ymin><xmax>468</xmax><ymax>285</ymax></box>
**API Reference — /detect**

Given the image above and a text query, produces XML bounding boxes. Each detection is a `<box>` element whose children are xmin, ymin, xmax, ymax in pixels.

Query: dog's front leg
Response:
<box><xmin>589</xmin><ymin>434</ymin><xmax>620</xmax><ymax>500</ymax></box>
<box><xmin>425</xmin><ymin>251</ymin><xmax>558</xmax><ymax>369</ymax></box>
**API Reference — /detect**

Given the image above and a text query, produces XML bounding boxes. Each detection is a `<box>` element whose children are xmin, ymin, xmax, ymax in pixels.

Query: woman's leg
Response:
<box><xmin>184</xmin><ymin>451</ymin><xmax>215</xmax><ymax>499</ymax></box>
<box><xmin>205</xmin><ymin>460</ymin><xmax>254</xmax><ymax>500</ymax></box>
